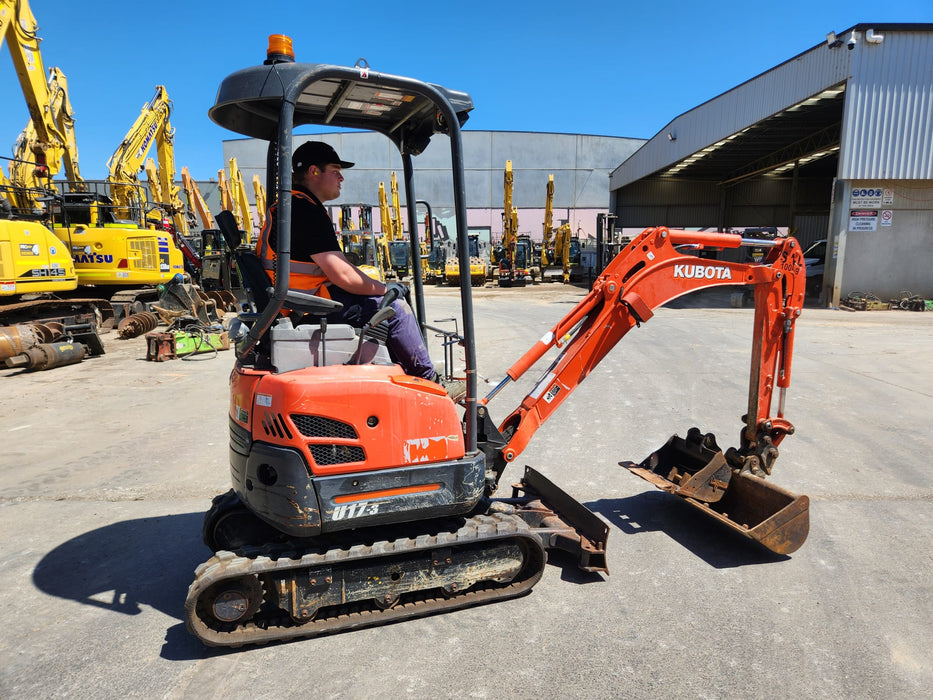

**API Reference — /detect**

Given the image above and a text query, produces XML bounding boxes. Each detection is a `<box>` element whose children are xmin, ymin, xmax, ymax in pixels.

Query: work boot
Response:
<box><xmin>434</xmin><ymin>373</ymin><xmax>467</xmax><ymax>403</ymax></box>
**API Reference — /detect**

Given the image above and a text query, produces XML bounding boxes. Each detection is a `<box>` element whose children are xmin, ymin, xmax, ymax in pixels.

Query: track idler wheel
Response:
<box><xmin>201</xmin><ymin>576</ymin><xmax>263</xmax><ymax>626</ymax></box>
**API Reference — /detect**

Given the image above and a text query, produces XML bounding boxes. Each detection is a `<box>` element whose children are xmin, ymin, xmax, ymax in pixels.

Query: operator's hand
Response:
<box><xmin>382</xmin><ymin>281</ymin><xmax>410</xmax><ymax>306</ymax></box>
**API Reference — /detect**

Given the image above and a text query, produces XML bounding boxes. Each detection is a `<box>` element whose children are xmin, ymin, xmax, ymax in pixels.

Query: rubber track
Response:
<box><xmin>185</xmin><ymin>511</ymin><xmax>547</xmax><ymax>647</ymax></box>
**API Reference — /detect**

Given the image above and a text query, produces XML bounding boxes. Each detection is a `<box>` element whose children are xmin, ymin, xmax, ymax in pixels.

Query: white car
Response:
<box><xmin>803</xmin><ymin>239</ymin><xmax>826</xmax><ymax>300</ymax></box>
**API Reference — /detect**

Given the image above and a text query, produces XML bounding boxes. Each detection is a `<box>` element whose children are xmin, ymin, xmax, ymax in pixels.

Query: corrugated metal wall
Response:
<box><xmin>841</xmin><ymin>30</ymin><xmax>933</xmax><ymax>179</ymax></box>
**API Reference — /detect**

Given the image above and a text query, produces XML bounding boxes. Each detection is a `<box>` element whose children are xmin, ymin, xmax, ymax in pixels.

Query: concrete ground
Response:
<box><xmin>1</xmin><ymin>284</ymin><xmax>930</xmax><ymax>699</ymax></box>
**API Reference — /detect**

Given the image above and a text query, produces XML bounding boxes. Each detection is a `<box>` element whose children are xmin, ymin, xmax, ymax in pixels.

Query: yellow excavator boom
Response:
<box><xmin>106</xmin><ymin>85</ymin><xmax>173</xmax><ymax>219</ymax></box>
<box><xmin>542</xmin><ymin>174</ymin><xmax>554</xmax><ymax>267</ymax></box>
<box><xmin>252</xmin><ymin>174</ymin><xmax>266</xmax><ymax>228</ymax></box>
<box><xmin>182</xmin><ymin>167</ymin><xmax>215</xmax><ymax>230</ymax></box>
<box><xmin>390</xmin><ymin>171</ymin><xmax>403</xmax><ymax>241</ymax></box>
<box><xmin>217</xmin><ymin>168</ymin><xmax>235</xmax><ymax>223</ymax></box>
<box><xmin>2</xmin><ymin>1</ymin><xmax>83</xmax><ymax>207</ymax></box>
<box><xmin>228</xmin><ymin>157</ymin><xmax>253</xmax><ymax>244</ymax></box>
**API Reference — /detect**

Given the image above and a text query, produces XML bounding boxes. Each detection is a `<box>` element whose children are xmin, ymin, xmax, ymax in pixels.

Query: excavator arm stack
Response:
<box><xmin>486</xmin><ymin>227</ymin><xmax>808</xmax><ymax>553</ymax></box>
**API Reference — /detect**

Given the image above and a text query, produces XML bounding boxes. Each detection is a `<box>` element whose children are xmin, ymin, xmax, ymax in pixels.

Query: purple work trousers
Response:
<box><xmin>325</xmin><ymin>286</ymin><xmax>435</xmax><ymax>380</ymax></box>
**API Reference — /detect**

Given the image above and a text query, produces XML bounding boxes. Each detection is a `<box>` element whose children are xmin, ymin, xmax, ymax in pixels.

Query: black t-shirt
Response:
<box><xmin>267</xmin><ymin>185</ymin><xmax>340</xmax><ymax>262</ymax></box>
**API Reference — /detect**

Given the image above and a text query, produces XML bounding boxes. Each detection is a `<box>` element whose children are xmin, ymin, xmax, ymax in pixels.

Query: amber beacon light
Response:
<box><xmin>266</xmin><ymin>34</ymin><xmax>295</xmax><ymax>63</ymax></box>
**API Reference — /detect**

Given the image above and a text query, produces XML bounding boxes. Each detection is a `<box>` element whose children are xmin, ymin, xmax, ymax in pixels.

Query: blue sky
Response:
<box><xmin>1</xmin><ymin>1</ymin><xmax>930</xmax><ymax>180</ymax></box>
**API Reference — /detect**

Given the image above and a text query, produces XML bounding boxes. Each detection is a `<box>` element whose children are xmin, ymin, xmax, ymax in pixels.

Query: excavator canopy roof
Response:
<box><xmin>209</xmin><ymin>60</ymin><xmax>473</xmax><ymax>155</ymax></box>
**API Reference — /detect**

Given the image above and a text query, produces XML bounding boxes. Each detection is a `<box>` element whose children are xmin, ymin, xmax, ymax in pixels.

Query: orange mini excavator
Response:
<box><xmin>185</xmin><ymin>37</ymin><xmax>809</xmax><ymax>647</ymax></box>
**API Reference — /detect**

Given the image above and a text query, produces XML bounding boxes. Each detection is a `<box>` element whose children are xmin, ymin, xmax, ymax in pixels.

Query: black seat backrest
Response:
<box><xmin>216</xmin><ymin>210</ymin><xmax>243</xmax><ymax>251</ymax></box>
<box><xmin>215</xmin><ymin>210</ymin><xmax>272</xmax><ymax>312</ymax></box>
<box><xmin>214</xmin><ymin>210</ymin><xmax>342</xmax><ymax>318</ymax></box>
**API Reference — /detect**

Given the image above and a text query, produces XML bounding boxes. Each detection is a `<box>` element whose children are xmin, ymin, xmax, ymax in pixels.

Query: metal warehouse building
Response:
<box><xmin>222</xmin><ymin>131</ymin><xmax>644</xmax><ymax>246</ymax></box>
<box><xmin>610</xmin><ymin>23</ymin><xmax>933</xmax><ymax>306</ymax></box>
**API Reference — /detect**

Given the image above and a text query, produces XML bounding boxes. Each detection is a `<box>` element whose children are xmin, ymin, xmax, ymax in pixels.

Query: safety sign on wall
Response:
<box><xmin>850</xmin><ymin>187</ymin><xmax>884</xmax><ymax>208</ymax></box>
<box><xmin>849</xmin><ymin>209</ymin><xmax>878</xmax><ymax>231</ymax></box>
<box><xmin>880</xmin><ymin>209</ymin><xmax>894</xmax><ymax>227</ymax></box>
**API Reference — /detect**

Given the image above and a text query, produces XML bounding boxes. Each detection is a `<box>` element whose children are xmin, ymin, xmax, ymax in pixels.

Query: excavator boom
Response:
<box><xmin>182</xmin><ymin>167</ymin><xmax>215</xmax><ymax>229</ymax></box>
<box><xmin>1</xmin><ymin>0</ymin><xmax>77</xmax><ymax>185</ymax></box>
<box><xmin>227</xmin><ymin>157</ymin><xmax>254</xmax><ymax>245</ymax></box>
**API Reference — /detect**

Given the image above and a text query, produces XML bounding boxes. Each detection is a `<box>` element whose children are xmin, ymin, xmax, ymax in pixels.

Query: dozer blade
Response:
<box><xmin>620</xmin><ymin>431</ymin><xmax>809</xmax><ymax>555</ymax></box>
<box><xmin>509</xmin><ymin>466</ymin><xmax>610</xmax><ymax>574</ymax></box>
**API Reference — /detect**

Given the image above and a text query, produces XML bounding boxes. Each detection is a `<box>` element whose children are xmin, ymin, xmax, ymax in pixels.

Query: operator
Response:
<box><xmin>256</xmin><ymin>141</ymin><xmax>459</xmax><ymax>395</ymax></box>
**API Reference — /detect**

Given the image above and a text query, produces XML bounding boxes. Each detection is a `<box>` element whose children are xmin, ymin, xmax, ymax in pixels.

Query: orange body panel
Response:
<box><xmin>230</xmin><ymin>363</ymin><xmax>464</xmax><ymax>476</ymax></box>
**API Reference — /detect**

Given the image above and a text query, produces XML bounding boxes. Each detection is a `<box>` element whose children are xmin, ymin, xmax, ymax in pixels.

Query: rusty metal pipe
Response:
<box><xmin>0</xmin><ymin>324</ymin><xmax>44</xmax><ymax>361</ymax></box>
<box><xmin>4</xmin><ymin>342</ymin><xmax>87</xmax><ymax>371</ymax></box>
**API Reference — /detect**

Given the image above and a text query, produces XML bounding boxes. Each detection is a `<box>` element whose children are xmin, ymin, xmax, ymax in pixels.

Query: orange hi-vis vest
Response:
<box><xmin>256</xmin><ymin>190</ymin><xmax>332</xmax><ymax>298</ymax></box>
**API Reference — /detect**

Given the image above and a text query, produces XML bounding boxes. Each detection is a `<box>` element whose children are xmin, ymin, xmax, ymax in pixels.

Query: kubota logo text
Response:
<box><xmin>673</xmin><ymin>264</ymin><xmax>732</xmax><ymax>280</ymax></box>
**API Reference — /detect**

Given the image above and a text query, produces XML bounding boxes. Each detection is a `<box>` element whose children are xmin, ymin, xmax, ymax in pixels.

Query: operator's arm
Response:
<box><xmin>313</xmin><ymin>250</ymin><xmax>387</xmax><ymax>296</ymax></box>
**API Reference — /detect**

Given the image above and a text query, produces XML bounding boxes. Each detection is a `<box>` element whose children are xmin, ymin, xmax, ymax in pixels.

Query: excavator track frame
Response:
<box><xmin>186</xmin><ymin>511</ymin><xmax>547</xmax><ymax>647</ymax></box>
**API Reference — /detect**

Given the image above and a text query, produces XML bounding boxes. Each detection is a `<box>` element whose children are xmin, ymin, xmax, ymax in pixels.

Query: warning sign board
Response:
<box><xmin>849</xmin><ymin>210</ymin><xmax>878</xmax><ymax>232</ymax></box>
<box><xmin>880</xmin><ymin>209</ymin><xmax>894</xmax><ymax>227</ymax></box>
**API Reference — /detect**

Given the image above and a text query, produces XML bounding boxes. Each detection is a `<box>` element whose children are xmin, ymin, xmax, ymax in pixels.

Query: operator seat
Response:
<box><xmin>215</xmin><ymin>210</ymin><xmax>338</xmax><ymax>318</ymax></box>
<box><xmin>214</xmin><ymin>210</ymin><xmax>391</xmax><ymax>372</ymax></box>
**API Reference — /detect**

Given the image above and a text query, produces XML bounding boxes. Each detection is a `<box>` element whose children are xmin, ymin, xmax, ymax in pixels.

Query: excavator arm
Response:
<box><xmin>106</xmin><ymin>85</ymin><xmax>173</xmax><ymax>218</ymax></box>
<box><xmin>390</xmin><ymin>171</ymin><xmax>404</xmax><ymax>241</ymax></box>
<box><xmin>252</xmin><ymin>175</ymin><xmax>266</xmax><ymax>229</ymax></box>
<box><xmin>493</xmin><ymin>227</ymin><xmax>803</xmax><ymax>462</ymax></box>
<box><xmin>228</xmin><ymin>157</ymin><xmax>253</xmax><ymax>244</ymax></box>
<box><xmin>2</xmin><ymin>1</ymin><xmax>82</xmax><ymax>204</ymax></box>
<box><xmin>154</xmin><ymin>121</ymin><xmax>186</xmax><ymax>236</ymax></box>
<box><xmin>499</xmin><ymin>160</ymin><xmax>519</xmax><ymax>277</ymax></box>
<box><xmin>181</xmin><ymin>167</ymin><xmax>215</xmax><ymax>229</ymax></box>
<box><xmin>378</xmin><ymin>181</ymin><xmax>392</xmax><ymax>239</ymax></box>
<box><xmin>541</xmin><ymin>175</ymin><xmax>554</xmax><ymax>267</ymax></box>
<box><xmin>11</xmin><ymin>66</ymin><xmax>82</xmax><ymax>192</ymax></box>
<box><xmin>485</xmin><ymin>227</ymin><xmax>808</xmax><ymax>553</ymax></box>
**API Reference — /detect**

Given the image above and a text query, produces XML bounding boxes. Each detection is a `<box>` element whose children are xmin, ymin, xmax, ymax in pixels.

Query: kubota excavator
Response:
<box><xmin>185</xmin><ymin>38</ymin><xmax>809</xmax><ymax>647</ymax></box>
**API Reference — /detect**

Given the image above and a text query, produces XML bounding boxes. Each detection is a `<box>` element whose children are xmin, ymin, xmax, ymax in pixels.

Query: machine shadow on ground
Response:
<box><xmin>31</xmin><ymin>512</ymin><xmax>221</xmax><ymax>660</ymax></box>
<box><xmin>586</xmin><ymin>491</ymin><xmax>788</xmax><ymax>568</ymax></box>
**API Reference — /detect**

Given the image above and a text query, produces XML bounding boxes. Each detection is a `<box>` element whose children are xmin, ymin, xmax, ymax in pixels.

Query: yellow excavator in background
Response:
<box><xmin>340</xmin><ymin>203</ymin><xmax>384</xmax><ymax>282</ymax></box>
<box><xmin>417</xmin><ymin>200</ymin><xmax>456</xmax><ymax>285</ymax></box>
<box><xmin>36</xmin><ymin>82</ymin><xmax>187</xmax><ymax>309</ymax></box>
<box><xmin>378</xmin><ymin>174</ymin><xmax>409</xmax><ymax>278</ymax></box>
<box><xmin>252</xmin><ymin>175</ymin><xmax>266</xmax><ymax>229</ymax></box>
<box><xmin>105</xmin><ymin>86</ymin><xmax>172</xmax><ymax>219</ymax></box>
<box><xmin>182</xmin><ymin>167</ymin><xmax>215</xmax><ymax>231</ymax></box>
<box><xmin>540</xmin><ymin>174</ymin><xmax>573</xmax><ymax>283</ymax></box>
<box><xmin>1</xmin><ymin>0</ymin><xmax>83</xmax><ymax>315</ymax></box>
<box><xmin>217</xmin><ymin>158</ymin><xmax>255</xmax><ymax>244</ymax></box>
<box><xmin>493</xmin><ymin>160</ymin><xmax>528</xmax><ymax>286</ymax></box>
<box><xmin>228</xmin><ymin>157</ymin><xmax>254</xmax><ymax>244</ymax></box>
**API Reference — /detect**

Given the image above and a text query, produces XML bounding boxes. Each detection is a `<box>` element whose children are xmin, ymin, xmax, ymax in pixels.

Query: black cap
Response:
<box><xmin>292</xmin><ymin>141</ymin><xmax>355</xmax><ymax>173</ymax></box>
